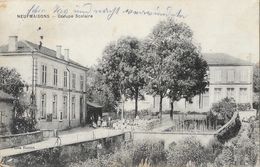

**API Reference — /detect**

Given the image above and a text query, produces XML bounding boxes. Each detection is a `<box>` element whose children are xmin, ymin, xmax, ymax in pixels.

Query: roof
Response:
<box><xmin>0</xmin><ymin>40</ymin><xmax>87</xmax><ymax>69</ymax></box>
<box><xmin>203</xmin><ymin>53</ymin><xmax>252</xmax><ymax>66</ymax></box>
<box><xmin>86</xmin><ymin>101</ymin><xmax>103</xmax><ymax>108</ymax></box>
<box><xmin>0</xmin><ymin>90</ymin><xmax>14</xmax><ymax>101</ymax></box>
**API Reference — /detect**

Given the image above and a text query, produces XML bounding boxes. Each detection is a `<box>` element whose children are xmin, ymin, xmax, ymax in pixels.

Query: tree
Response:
<box><xmin>253</xmin><ymin>63</ymin><xmax>260</xmax><ymax>92</ymax></box>
<box><xmin>99</xmin><ymin>36</ymin><xmax>145</xmax><ymax>117</ymax></box>
<box><xmin>86</xmin><ymin>66</ymin><xmax>117</xmax><ymax>113</ymax></box>
<box><xmin>253</xmin><ymin>63</ymin><xmax>260</xmax><ymax>112</ymax></box>
<box><xmin>142</xmin><ymin>18</ymin><xmax>208</xmax><ymax>119</ymax></box>
<box><xmin>0</xmin><ymin>67</ymin><xmax>37</xmax><ymax>133</ymax></box>
<box><xmin>0</xmin><ymin>67</ymin><xmax>25</xmax><ymax>97</ymax></box>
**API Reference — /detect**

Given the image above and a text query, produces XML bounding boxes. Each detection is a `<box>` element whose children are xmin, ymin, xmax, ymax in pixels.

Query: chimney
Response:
<box><xmin>8</xmin><ymin>36</ymin><xmax>18</xmax><ymax>52</ymax></box>
<box><xmin>56</xmin><ymin>45</ymin><xmax>62</xmax><ymax>58</ymax></box>
<box><xmin>64</xmin><ymin>49</ymin><xmax>69</xmax><ymax>61</ymax></box>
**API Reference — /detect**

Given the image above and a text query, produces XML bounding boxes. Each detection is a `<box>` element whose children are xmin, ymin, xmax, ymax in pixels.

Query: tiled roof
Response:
<box><xmin>0</xmin><ymin>90</ymin><xmax>14</xmax><ymax>100</ymax></box>
<box><xmin>203</xmin><ymin>53</ymin><xmax>252</xmax><ymax>66</ymax></box>
<box><xmin>0</xmin><ymin>40</ymin><xmax>252</xmax><ymax>67</ymax></box>
<box><xmin>0</xmin><ymin>40</ymin><xmax>87</xmax><ymax>69</ymax></box>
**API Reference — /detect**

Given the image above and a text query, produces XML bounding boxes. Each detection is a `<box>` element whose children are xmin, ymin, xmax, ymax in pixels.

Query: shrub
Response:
<box><xmin>206</xmin><ymin>137</ymin><xmax>224</xmax><ymax>160</ymax></box>
<box><xmin>167</xmin><ymin>137</ymin><xmax>211</xmax><ymax>167</ymax></box>
<box><xmin>11</xmin><ymin>100</ymin><xmax>37</xmax><ymax>134</ymax></box>
<box><xmin>71</xmin><ymin>154</ymin><xmax>111</xmax><ymax>167</ymax></box>
<box><xmin>186</xmin><ymin>111</ymin><xmax>207</xmax><ymax>115</ymax></box>
<box><xmin>124</xmin><ymin>109</ymin><xmax>151</xmax><ymax>119</ymax></box>
<box><xmin>132</xmin><ymin>139</ymin><xmax>167</xmax><ymax>166</ymax></box>
<box><xmin>237</xmin><ymin>103</ymin><xmax>251</xmax><ymax>111</ymax></box>
<box><xmin>163</xmin><ymin>110</ymin><xmax>180</xmax><ymax>114</ymax></box>
<box><xmin>215</xmin><ymin>146</ymin><xmax>234</xmax><ymax>167</ymax></box>
<box><xmin>214</xmin><ymin>121</ymin><xmax>258</xmax><ymax>167</ymax></box>
<box><xmin>106</xmin><ymin>145</ymin><xmax>133</xmax><ymax>167</ymax></box>
<box><xmin>216</xmin><ymin>114</ymin><xmax>241</xmax><ymax>143</ymax></box>
<box><xmin>210</xmin><ymin>98</ymin><xmax>236</xmax><ymax>124</ymax></box>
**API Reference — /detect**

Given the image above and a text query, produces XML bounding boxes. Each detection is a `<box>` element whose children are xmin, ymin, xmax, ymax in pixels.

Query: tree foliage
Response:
<box><xmin>210</xmin><ymin>97</ymin><xmax>236</xmax><ymax>124</ymax></box>
<box><xmin>0</xmin><ymin>67</ymin><xmax>25</xmax><ymax>97</ymax></box>
<box><xmin>86</xmin><ymin>67</ymin><xmax>117</xmax><ymax>113</ymax></box>
<box><xmin>99</xmin><ymin>36</ymin><xmax>146</xmax><ymax>117</ymax></box>
<box><xmin>11</xmin><ymin>100</ymin><xmax>37</xmax><ymax>134</ymax></box>
<box><xmin>253</xmin><ymin>63</ymin><xmax>260</xmax><ymax>92</ymax></box>
<box><xmin>253</xmin><ymin>63</ymin><xmax>260</xmax><ymax>111</ymax></box>
<box><xmin>142</xmin><ymin>18</ymin><xmax>208</xmax><ymax>118</ymax></box>
<box><xmin>0</xmin><ymin>67</ymin><xmax>37</xmax><ymax>133</ymax></box>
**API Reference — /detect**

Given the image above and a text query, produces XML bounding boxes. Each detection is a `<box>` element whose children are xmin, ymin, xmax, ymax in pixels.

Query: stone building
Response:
<box><xmin>155</xmin><ymin>53</ymin><xmax>253</xmax><ymax>112</ymax></box>
<box><xmin>124</xmin><ymin>53</ymin><xmax>253</xmax><ymax>113</ymax></box>
<box><xmin>0</xmin><ymin>36</ymin><xmax>88</xmax><ymax>130</ymax></box>
<box><xmin>0</xmin><ymin>90</ymin><xmax>15</xmax><ymax>135</ymax></box>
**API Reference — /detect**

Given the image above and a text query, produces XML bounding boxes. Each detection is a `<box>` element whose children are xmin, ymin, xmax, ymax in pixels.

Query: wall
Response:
<box><xmin>0</xmin><ymin>101</ymin><xmax>13</xmax><ymax>135</ymax></box>
<box><xmin>0</xmin><ymin>131</ymin><xmax>43</xmax><ymax>149</ymax></box>
<box><xmin>208</xmin><ymin>65</ymin><xmax>253</xmax><ymax>105</ymax></box>
<box><xmin>2</xmin><ymin>133</ymin><xmax>126</xmax><ymax>167</ymax></box>
<box><xmin>149</xmin><ymin>65</ymin><xmax>253</xmax><ymax>113</ymax></box>
<box><xmin>34</xmin><ymin>54</ymin><xmax>87</xmax><ymax>130</ymax></box>
<box><xmin>0</xmin><ymin>51</ymin><xmax>88</xmax><ymax>131</ymax></box>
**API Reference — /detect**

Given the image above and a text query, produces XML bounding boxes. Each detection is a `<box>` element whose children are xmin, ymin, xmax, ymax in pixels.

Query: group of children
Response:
<box><xmin>91</xmin><ymin>116</ymin><xmax>112</xmax><ymax>128</ymax></box>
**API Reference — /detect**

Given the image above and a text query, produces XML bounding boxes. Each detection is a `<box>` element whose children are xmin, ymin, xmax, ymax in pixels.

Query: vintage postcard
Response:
<box><xmin>0</xmin><ymin>0</ymin><xmax>259</xmax><ymax>167</ymax></box>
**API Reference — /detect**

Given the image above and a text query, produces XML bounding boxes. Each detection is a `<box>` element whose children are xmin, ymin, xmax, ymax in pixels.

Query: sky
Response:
<box><xmin>0</xmin><ymin>0</ymin><xmax>259</xmax><ymax>67</ymax></box>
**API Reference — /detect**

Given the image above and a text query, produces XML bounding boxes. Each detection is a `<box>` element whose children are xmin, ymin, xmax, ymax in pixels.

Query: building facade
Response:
<box><xmin>0</xmin><ymin>36</ymin><xmax>88</xmax><ymax>130</ymax></box>
<box><xmin>124</xmin><ymin>53</ymin><xmax>253</xmax><ymax>113</ymax></box>
<box><xmin>154</xmin><ymin>53</ymin><xmax>253</xmax><ymax>112</ymax></box>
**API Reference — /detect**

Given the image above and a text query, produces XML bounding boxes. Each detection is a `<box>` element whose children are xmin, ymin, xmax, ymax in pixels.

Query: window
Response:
<box><xmin>64</xmin><ymin>71</ymin><xmax>68</xmax><ymax>88</ymax></box>
<box><xmin>227</xmin><ymin>70</ymin><xmax>235</xmax><ymax>82</ymax></box>
<box><xmin>80</xmin><ymin>75</ymin><xmax>84</xmax><ymax>91</ymax></box>
<box><xmin>202</xmin><ymin>88</ymin><xmax>209</xmax><ymax>108</ymax></box>
<box><xmin>63</xmin><ymin>96</ymin><xmax>68</xmax><ymax>119</ymax></box>
<box><xmin>60</xmin><ymin>111</ymin><xmax>63</xmax><ymax>120</ymax></box>
<box><xmin>72</xmin><ymin>73</ymin><xmax>76</xmax><ymax>89</ymax></box>
<box><xmin>53</xmin><ymin>68</ymin><xmax>58</xmax><ymax>86</ymax></box>
<box><xmin>214</xmin><ymin>70</ymin><xmax>221</xmax><ymax>82</ymax></box>
<box><xmin>41</xmin><ymin>65</ymin><xmax>47</xmax><ymax>85</ymax></box>
<box><xmin>214</xmin><ymin>88</ymin><xmax>222</xmax><ymax>102</ymax></box>
<box><xmin>240</xmin><ymin>70</ymin><xmax>248</xmax><ymax>82</ymax></box>
<box><xmin>52</xmin><ymin>95</ymin><xmax>57</xmax><ymax>119</ymax></box>
<box><xmin>227</xmin><ymin>88</ymin><xmax>235</xmax><ymax>99</ymax></box>
<box><xmin>239</xmin><ymin>88</ymin><xmax>248</xmax><ymax>103</ymax></box>
<box><xmin>72</xmin><ymin>96</ymin><xmax>76</xmax><ymax>119</ymax></box>
<box><xmin>0</xmin><ymin>111</ymin><xmax>4</xmax><ymax>124</ymax></box>
<box><xmin>41</xmin><ymin>94</ymin><xmax>46</xmax><ymax>118</ymax></box>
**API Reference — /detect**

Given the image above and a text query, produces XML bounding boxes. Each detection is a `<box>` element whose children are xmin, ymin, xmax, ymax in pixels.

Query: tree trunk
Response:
<box><xmin>170</xmin><ymin>100</ymin><xmax>174</xmax><ymax>120</ymax></box>
<box><xmin>159</xmin><ymin>95</ymin><xmax>163</xmax><ymax>119</ymax></box>
<box><xmin>134</xmin><ymin>87</ymin><xmax>138</xmax><ymax>118</ymax></box>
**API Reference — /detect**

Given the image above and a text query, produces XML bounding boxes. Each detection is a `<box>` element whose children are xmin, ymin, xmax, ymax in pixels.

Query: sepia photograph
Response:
<box><xmin>0</xmin><ymin>0</ymin><xmax>259</xmax><ymax>166</ymax></box>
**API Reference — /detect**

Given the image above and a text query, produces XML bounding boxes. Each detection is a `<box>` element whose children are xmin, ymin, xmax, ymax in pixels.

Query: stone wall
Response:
<box><xmin>2</xmin><ymin>133</ymin><xmax>126</xmax><ymax>167</ymax></box>
<box><xmin>0</xmin><ymin>131</ymin><xmax>43</xmax><ymax>149</ymax></box>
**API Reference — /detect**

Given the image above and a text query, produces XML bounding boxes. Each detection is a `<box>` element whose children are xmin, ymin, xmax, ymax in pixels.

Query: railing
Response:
<box><xmin>215</xmin><ymin>112</ymin><xmax>241</xmax><ymax>142</ymax></box>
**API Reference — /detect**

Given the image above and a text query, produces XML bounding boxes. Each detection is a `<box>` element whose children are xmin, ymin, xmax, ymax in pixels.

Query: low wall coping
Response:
<box><xmin>0</xmin><ymin>131</ymin><xmax>126</xmax><ymax>158</ymax></box>
<box><xmin>132</xmin><ymin>131</ymin><xmax>216</xmax><ymax>135</ymax></box>
<box><xmin>0</xmin><ymin>131</ymin><xmax>42</xmax><ymax>138</ymax></box>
